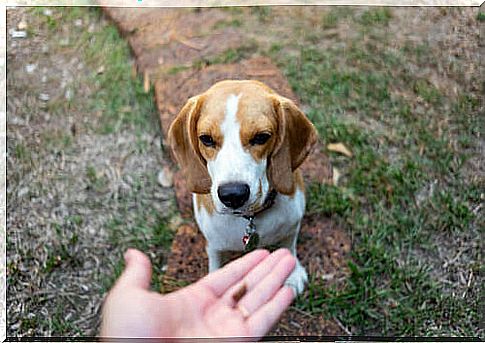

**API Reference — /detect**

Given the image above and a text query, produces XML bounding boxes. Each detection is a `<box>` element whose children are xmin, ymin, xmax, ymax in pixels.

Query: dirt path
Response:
<box><xmin>7</xmin><ymin>5</ymin><xmax>482</xmax><ymax>338</ymax></box>
<box><xmin>101</xmin><ymin>6</ymin><xmax>353</xmax><ymax>336</ymax></box>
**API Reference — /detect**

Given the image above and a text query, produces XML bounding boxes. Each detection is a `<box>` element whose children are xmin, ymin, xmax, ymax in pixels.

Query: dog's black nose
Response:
<box><xmin>217</xmin><ymin>183</ymin><xmax>250</xmax><ymax>209</ymax></box>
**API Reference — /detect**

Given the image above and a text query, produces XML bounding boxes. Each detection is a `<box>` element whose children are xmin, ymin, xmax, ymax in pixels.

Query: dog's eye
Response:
<box><xmin>250</xmin><ymin>133</ymin><xmax>271</xmax><ymax>146</ymax></box>
<box><xmin>199</xmin><ymin>135</ymin><xmax>216</xmax><ymax>147</ymax></box>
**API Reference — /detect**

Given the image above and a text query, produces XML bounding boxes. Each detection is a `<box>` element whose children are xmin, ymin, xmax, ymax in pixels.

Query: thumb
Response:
<box><xmin>115</xmin><ymin>248</ymin><xmax>153</xmax><ymax>290</ymax></box>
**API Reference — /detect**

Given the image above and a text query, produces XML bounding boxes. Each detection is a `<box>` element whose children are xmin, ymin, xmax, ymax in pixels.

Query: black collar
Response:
<box><xmin>242</xmin><ymin>189</ymin><xmax>277</xmax><ymax>221</ymax></box>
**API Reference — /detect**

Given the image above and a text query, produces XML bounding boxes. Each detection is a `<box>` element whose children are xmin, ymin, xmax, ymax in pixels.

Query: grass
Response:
<box><xmin>267</xmin><ymin>9</ymin><xmax>481</xmax><ymax>336</ymax></box>
<box><xmin>82</xmin><ymin>25</ymin><xmax>159</xmax><ymax>134</ymax></box>
<box><xmin>29</xmin><ymin>7</ymin><xmax>160</xmax><ymax>136</ymax></box>
<box><xmin>103</xmin><ymin>212</ymin><xmax>175</xmax><ymax>293</ymax></box>
<box><xmin>8</xmin><ymin>7</ymin><xmax>176</xmax><ymax>336</ymax></box>
<box><xmin>357</xmin><ymin>8</ymin><xmax>392</xmax><ymax>26</ymax></box>
<box><xmin>142</xmin><ymin>6</ymin><xmax>481</xmax><ymax>335</ymax></box>
<box><xmin>11</xmin><ymin>5</ymin><xmax>481</xmax><ymax>338</ymax></box>
<box><xmin>194</xmin><ymin>43</ymin><xmax>258</xmax><ymax>68</ymax></box>
<box><xmin>100</xmin><ymin>172</ymin><xmax>176</xmax><ymax>293</ymax></box>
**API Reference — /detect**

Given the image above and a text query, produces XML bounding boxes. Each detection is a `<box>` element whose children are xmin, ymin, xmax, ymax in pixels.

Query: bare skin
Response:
<box><xmin>100</xmin><ymin>248</ymin><xmax>296</xmax><ymax>340</ymax></box>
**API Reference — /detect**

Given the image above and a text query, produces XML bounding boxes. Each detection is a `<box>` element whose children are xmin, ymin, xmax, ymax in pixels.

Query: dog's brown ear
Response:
<box><xmin>168</xmin><ymin>95</ymin><xmax>211</xmax><ymax>194</ymax></box>
<box><xmin>268</xmin><ymin>95</ymin><xmax>318</xmax><ymax>195</ymax></box>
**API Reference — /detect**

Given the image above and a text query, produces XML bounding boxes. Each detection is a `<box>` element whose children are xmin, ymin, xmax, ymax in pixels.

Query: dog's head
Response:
<box><xmin>168</xmin><ymin>80</ymin><xmax>317</xmax><ymax>215</ymax></box>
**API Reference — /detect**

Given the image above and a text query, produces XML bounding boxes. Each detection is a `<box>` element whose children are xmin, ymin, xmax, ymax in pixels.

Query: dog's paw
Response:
<box><xmin>284</xmin><ymin>260</ymin><xmax>308</xmax><ymax>295</ymax></box>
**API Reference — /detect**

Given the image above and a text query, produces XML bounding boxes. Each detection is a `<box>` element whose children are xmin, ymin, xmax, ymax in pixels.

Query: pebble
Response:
<box><xmin>10</xmin><ymin>30</ymin><xmax>27</xmax><ymax>38</ymax></box>
<box><xmin>39</xmin><ymin>93</ymin><xmax>50</xmax><ymax>101</ymax></box>
<box><xmin>17</xmin><ymin>20</ymin><xmax>28</xmax><ymax>30</ymax></box>
<box><xmin>154</xmin><ymin>192</ymin><xmax>169</xmax><ymax>200</ymax></box>
<box><xmin>65</xmin><ymin>88</ymin><xmax>73</xmax><ymax>100</ymax></box>
<box><xmin>157</xmin><ymin>167</ymin><xmax>173</xmax><ymax>188</ymax></box>
<box><xmin>25</xmin><ymin>64</ymin><xmax>37</xmax><ymax>73</ymax></box>
<box><xmin>17</xmin><ymin>187</ymin><xmax>29</xmax><ymax>198</ymax></box>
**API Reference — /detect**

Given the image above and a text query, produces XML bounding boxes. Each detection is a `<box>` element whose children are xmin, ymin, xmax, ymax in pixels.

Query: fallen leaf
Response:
<box><xmin>157</xmin><ymin>167</ymin><xmax>173</xmax><ymax>188</ymax></box>
<box><xmin>17</xmin><ymin>20</ymin><xmax>28</xmax><ymax>30</ymax></box>
<box><xmin>332</xmin><ymin>167</ymin><xmax>341</xmax><ymax>186</ymax></box>
<box><xmin>327</xmin><ymin>143</ymin><xmax>353</xmax><ymax>157</ymax></box>
<box><xmin>144</xmin><ymin>71</ymin><xmax>150</xmax><ymax>93</ymax></box>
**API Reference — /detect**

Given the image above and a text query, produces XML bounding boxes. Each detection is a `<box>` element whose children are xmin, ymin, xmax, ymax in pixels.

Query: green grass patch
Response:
<box><xmin>251</xmin><ymin>6</ymin><xmax>272</xmax><ymax>22</ymax></box>
<box><xmin>321</xmin><ymin>7</ymin><xmax>353</xmax><ymax>29</ymax></box>
<box><xmin>13</xmin><ymin>143</ymin><xmax>32</xmax><ymax>162</ymax></box>
<box><xmin>357</xmin><ymin>7</ymin><xmax>392</xmax><ymax>26</ymax></box>
<box><xmin>43</xmin><ymin>220</ymin><xmax>82</xmax><ymax>274</ymax></box>
<box><xmin>166</xmin><ymin>65</ymin><xmax>192</xmax><ymax>75</ymax></box>
<box><xmin>40</xmin><ymin>130</ymin><xmax>73</xmax><ymax>152</ymax></box>
<box><xmin>272</xmin><ymin>10</ymin><xmax>481</xmax><ymax>335</ymax></box>
<box><xmin>28</xmin><ymin>7</ymin><xmax>159</xmax><ymax>135</ymax></box>
<box><xmin>212</xmin><ymin>18</ymin><xmax>242</xmax><ymax>30</ymax></box>
<box><xmin>100</xmin><ymin>172</ymin><xmax>176</xmax><ymax>293</ymax></box>
<box><xmin>82</xmin><ymin>25</ymin><xmax>159</xmax><ymax>134</ymax></box>
<box><xmin>103</xmin><ymin>212</ymin><xmax>174</xmax><ymax>293</ymax></box>
<box><xmin>195</xmin><ymin>43</ymin><xmax>258</xmax><ymax>67</ymax></box>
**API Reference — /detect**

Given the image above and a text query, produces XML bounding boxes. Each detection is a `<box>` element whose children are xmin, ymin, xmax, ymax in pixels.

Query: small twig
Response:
<box><xmin>289</xmin><ymin>306</ymin><xmax>315</xmax><ymax>318</ymax></box>
<box><xmin>442</xmin><ymin>248</ymin><xmax>466</xmax><ymax>269</ymax></box>
<box><xmin>462</xmin><ymin>270</ymin><xmax>474</xmax><ymax>298</ymax></box>
<box><xmin>174</xmin><ymin>35</ymin><xmax>204</xmax><ymax>50</ymax></box>
<box><xmin>333</xmin><ymin>316</ymin><xmax>351</xmax><ymax>335</ymax></box>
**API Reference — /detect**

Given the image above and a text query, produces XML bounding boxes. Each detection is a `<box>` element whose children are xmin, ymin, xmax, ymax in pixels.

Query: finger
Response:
<box><xmin>247</xmin><ymin>286</ymin><xmax>295</xmax><ymax>338</ymax></box>
<box><xmin>223</xmin><ymin>248</ymin><xmax>292</xmax><ymax>306</ymax></box>
<box><xmin>114</xmin><ymin>248</ymin><xmax>152</xmax><ymax>290</ymax></box>
<box><xmin>198</xmin><ymin>249</ymin><xmax>270</xmax><ymax>297</ymax></box>
<box><xmin>237</xmin><ymin>254</ymin><xmax>296</xmax><ymax>315</ymax></box>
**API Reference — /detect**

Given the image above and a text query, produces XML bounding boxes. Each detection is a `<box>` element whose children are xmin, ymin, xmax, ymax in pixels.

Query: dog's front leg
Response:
<box><xmin>206</xmin><ymin>245</ymin><xmax>223</xmax><ymax>273</ymax></box>
<box><xmin>279</xmin><ymin>223</ymin><xmax>308</xmax><ymax>295</ymax></box>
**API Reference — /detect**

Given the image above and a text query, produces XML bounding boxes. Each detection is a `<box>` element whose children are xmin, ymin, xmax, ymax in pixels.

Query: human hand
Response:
<box><xmin>100</xmin><ymin>248</ymin><xmax>296</xmax><ymax>340</ymax></box>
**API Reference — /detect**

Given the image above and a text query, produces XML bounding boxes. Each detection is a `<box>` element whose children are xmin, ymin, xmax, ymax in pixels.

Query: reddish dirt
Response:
<box><xmin>102</xmin><ymin>8</ymin><xmax>243</xmax><ymax>75</ymax></box>
<box><xmin>103</xmin><ymin>7</ymin><xmax>349</xmax><ymax>336</ymax></box>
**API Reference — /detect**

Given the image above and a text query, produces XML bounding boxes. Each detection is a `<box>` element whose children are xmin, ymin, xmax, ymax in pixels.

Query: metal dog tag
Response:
<box><xmin>243</xmin><ymin>216</ymin><xmax>259</xmax><ymax>252</ymax></box>
<box><xmin>243</xmin><ymin>231</ymin><xmax>260</xmax><ymax>253</ymax></box>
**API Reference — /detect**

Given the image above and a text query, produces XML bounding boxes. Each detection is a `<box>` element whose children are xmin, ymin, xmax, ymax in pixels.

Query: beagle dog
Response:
<box><xmin>168</xmin><ymin>80</ymin><xmax>317</xmax><ymax>294</ymax></box>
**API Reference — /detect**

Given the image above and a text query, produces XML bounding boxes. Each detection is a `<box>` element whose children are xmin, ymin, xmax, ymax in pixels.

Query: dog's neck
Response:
<box><xmin>241</xmin><ymin>189</ymin><xmax>277</xmax><ymax>220</ymax></box>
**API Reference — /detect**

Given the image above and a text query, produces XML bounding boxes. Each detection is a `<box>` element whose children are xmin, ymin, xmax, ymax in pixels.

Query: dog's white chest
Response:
<box><xmin>193</xmin><ymin>190</ymin><xmax>305</xmax><ymax>251</ymax></box>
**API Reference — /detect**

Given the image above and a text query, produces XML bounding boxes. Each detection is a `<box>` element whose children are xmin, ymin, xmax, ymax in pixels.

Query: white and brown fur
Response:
<box><xmin>168</xmin><ymin>80</ymin><xmax>317</xmax><ymax>294</ymax></box>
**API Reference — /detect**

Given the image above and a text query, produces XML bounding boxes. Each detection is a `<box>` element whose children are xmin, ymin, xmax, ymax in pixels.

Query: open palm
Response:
<box><xmin>101</xmin><ymin>248</ymin><xmax>296</xmax><ymax>340</ymax></box>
